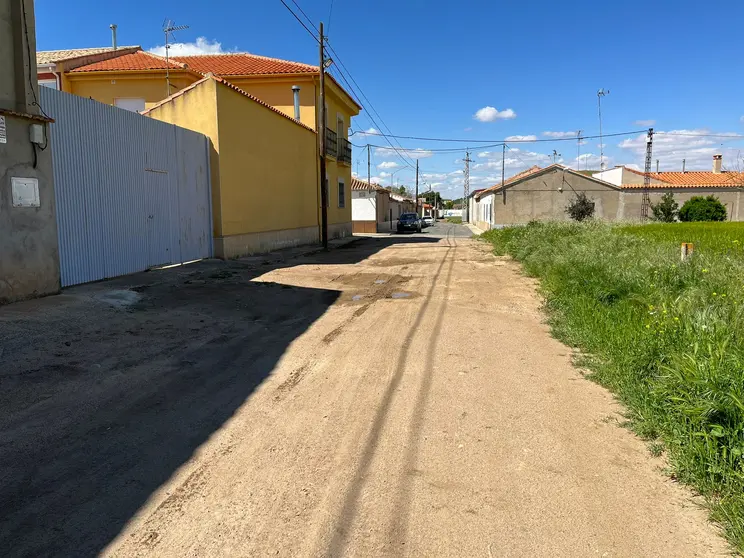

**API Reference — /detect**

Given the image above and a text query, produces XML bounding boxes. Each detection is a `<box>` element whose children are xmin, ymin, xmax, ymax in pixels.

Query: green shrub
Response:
<box><xmin>679</xmin><ymin>195</ymin><xmax>727</xmax><ymax>222</ymax></box>
<box><xmin>481</xmin><ymin>221</ymin><xmax>744</xmax><ymax>551</ymax></box>
<box><xmin>565</xmin><ymin>192</ymin><xmax>595</xmax><ymax>221</ymax></box>
<box><xmin>651</xmin><ymin>192</ymin><xmax>679</xmax><ymax>222</ymax></box>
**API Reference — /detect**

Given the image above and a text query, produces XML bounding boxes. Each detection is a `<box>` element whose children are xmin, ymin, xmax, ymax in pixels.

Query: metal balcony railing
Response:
<box><xmin>338</xmin><ymin>137</ymin><xmax>352</xmax><ymax>165</ymax></box>
<box><xmin>325</xmin><ymin>128</ymin><xmax>337</xmax><ymax>158</ymax></box>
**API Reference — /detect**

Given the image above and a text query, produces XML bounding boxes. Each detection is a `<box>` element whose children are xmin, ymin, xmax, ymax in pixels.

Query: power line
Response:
<box><xmin>349</xmin><ymin>129</ymin><xmax>646</xmax><ymax>143</ymax></box>
<box><xmin>279</xmin><ymin>0</ymin><xmax>320</xmax><ymax>43</ymax></box>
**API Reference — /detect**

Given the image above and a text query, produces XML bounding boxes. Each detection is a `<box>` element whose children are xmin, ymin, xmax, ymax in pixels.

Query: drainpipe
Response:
<box><xmin>291</xmin><ymin>85</ymin><xmax>301</xmax><ymax>120</ymax></box>
<box><xmin>110</xmin><ymin>24</ymin><xmax>118</xmax><ymax>50</ymax></box>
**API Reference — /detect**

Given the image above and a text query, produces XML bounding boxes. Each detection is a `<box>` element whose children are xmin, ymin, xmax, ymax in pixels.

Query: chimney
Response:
<box><xmin>682</xmin><ymin>159</ymin><xmax>686</xmax><ymax>173</ymax></box>
<box><xmin>291</xmin><ymin>85</ymin><xmax>301</xmax><ymax>120</ymax></box>
<box><xmin>109</xmin><ymin>24</ymin><xmax>118</xmax><ymax>50</ymax></box>
<box><xmin>713</xmin><ymin>154</ymin><xmax>723</xmax><ymax>174</ymax></box>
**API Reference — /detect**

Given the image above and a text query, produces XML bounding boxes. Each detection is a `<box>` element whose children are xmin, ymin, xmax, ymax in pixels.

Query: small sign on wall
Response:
<box><xmin>11</xmin><ymin>177</ymin><xmax>40</xmax><ymax>207</ymax></box>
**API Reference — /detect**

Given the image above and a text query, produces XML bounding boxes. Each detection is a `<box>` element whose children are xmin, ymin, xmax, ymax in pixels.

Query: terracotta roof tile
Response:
<box><xmin>351</xmin><ymin>178</ymin><xmax>386</xmax><ymax>191</ymax></box>
<box><xmin>172</xmin><ymin>53</ymin><xmax>318</xmax><ymax>76</ymax></box>
<box><xmin>478</xmin><ymin>165</ymin><xmax>542</xmax><ymax>196</ymax></box>
<box><xmin>37</xmin><ymin>46</ymin><xmax>140</xmax><ymax>65</ymax></box>
<box><xmin>622</xmin><ymin>167</ymin><xmax>744</xmax><ymax>187</ymax></box>
<box><xmin>70</xmin><ymin>51</ymin><xmax>188</xmax><ymax>72</ymax></box>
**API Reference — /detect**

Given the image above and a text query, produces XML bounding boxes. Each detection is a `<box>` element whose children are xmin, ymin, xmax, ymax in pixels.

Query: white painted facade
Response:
<box><xmin>352</xmin><ymin>189</ymin><xmax>376</xmax><ymax>221</ymax></box>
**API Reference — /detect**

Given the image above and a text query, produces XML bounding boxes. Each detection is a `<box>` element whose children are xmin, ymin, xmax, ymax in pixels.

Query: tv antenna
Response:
<box><xmin>552</xmin><ymin>149</ymin><xmax>561</xmax><ymax>164</ymax></box>
<box><xmin>163</xmin><ymin>19</ymin><xmax>189</xmax><ymax>96</ymax></box>
<box><xmin>597</xmin><ymin>88</ymin><xmax>610</xmax><ymax>170</ymax></box>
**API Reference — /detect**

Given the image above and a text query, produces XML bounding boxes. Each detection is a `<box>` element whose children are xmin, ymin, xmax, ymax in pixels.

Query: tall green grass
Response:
<box><xmin>482</xmin><ymin>221</ymin><xmax>744</xmax><ymax>551</ymax></box>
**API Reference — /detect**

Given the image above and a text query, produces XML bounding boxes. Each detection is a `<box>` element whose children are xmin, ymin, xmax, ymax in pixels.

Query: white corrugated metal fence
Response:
<box><xmin>41</xmin><ymin>88</ymin><xmax>212</xmax><ymax>287</ymax></box>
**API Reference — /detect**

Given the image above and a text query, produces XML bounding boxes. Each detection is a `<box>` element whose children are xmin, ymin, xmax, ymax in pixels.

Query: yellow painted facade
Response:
<box><xmin>146</xmin><ymin>77</ymin><xmax>322</xmax><ymax>257</ymax></box>
<box><xmin>63</xmin><ymin>71</ymin><xmax>195</xmax><ymax>110</ymax></box>
<box><xmin>54</xmin><ymin>60</ymin><xmax>360</xmax><ymax>252</ymax></box>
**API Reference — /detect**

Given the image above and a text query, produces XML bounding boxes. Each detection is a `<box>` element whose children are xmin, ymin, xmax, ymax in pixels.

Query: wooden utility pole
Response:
<box><xmin>501</xmin><ymin>143</ymin><xmax>506</xmax><ymax>205</ymax></box>
<box><xmin>318</xmin><ymin>22</ymin><xmax>328</xmax><ymax>249</ymax></box>
<box><xmin>367</xmin><ymin>144</ymin><xmax>371</xmax><ymax>186</ymax></box>
<box><xmin>415</xmin><ymin>160</ymin><xmax>419</xmax><ymax>216</ymax></box>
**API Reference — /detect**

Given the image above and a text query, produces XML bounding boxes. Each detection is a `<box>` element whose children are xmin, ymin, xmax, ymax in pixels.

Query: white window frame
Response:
<box><xmin>114</xmin><ymin>97</ymin><xmax>146</xmax><ymax>113</ymax></box>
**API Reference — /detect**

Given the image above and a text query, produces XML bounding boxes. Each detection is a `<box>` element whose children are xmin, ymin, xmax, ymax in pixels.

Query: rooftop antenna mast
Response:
<box><xmin>163</xmin><ymin>19</ymin><xmax>189</xmax><ymax>97</ymax></box>
<box><xmin>597</xmin><ymin>88</ymin><xmax>610</xmax><ymax>170</ymax></box>
<box><xmin>552</xmin><ymin>149</ymin><xmax>561</xmax><ymax>164</ymax></box>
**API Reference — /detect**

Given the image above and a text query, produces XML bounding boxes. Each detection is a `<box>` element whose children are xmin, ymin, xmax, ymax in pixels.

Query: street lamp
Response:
<box><xmin>597</xmin><ymin>88</ymin><xmax>610</xmax><ymax>171</ymax></box>
<box><xmin>390</xmin><ymin>167</ymin><xmax>407</xmax><ymax>188</ymax></box>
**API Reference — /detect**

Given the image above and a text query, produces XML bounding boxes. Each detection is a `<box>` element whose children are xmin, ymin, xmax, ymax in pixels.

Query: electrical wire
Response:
<box><xmin>349</xmin><ymin>129</ymin><xmax>647</xmax><ymax>144</ymax></box>
<box><xmin>279</xmin><ymin>0</ymin><xmax>320</xmax><ymax>43</ymax></box>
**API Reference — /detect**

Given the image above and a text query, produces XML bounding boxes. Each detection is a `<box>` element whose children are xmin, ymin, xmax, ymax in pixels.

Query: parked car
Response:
<box><xmin>422</xmin><ymin>215</ymin><xmax>435</xmax><ymax>227</ymax></box>
<box><xmin>397</xmin><ymin>212</ymin><xmax>422</xmax><ymax>233</ymax></box>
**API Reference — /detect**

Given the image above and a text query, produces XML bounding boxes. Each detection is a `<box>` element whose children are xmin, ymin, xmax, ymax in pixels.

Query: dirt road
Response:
<box><xmin>0</xmin><ymin>224</ymin><xmax>728</xmax><ymax>556</ymax></box>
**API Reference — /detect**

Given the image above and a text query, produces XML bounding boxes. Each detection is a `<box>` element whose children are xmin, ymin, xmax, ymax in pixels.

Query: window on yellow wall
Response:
<box><xmin>338</xmin><ymin>179</ymin><xmax>345</xmax><ymax>208</ymax></box>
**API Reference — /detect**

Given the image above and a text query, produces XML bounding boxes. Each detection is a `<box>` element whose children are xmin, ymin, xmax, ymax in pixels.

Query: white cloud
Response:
<box><xmin>374</xmin><ymin>147</ymin><xmax>433</xmax><ymax>159</ymax></box>
<box><xmin>567</xmin><ymin>152</ymin><xmax>609</xmax><ymax>171</ymax></box>
<box><xmin>618</xmin><ymin>129</ymin><xmax>744</xmax><ymax>171</ymax></box>
<box><xmin>473</xmin><ymin>106</ymin><xmax>517</xmax><ymax>122</ymax></box>
<box><xmin>423</xmin><ymin>172</ymin><xmax>448</xmax><ymax>180</ymax></box>
<box><xmin>463</xmin><ymin>127</ymin><xmax>473</xmax><ymax>132</ymax></box>
<box><xmin>542</xmin><ymin>131</ymin><xmax>578</xmax><ymax>138</ymax></box>
<box><xmin>355</xmin><ymin>127</ymin><xmax>380</xmax><ymax>137</ymax></box>
<box><xmin>378</xmin><ymin>161</ymin><xmax>400</xmax><ymax>169</ymax></box>
<box><xmin>505</xmin><ymin>135</ymin><xmax>537</xmax><ymax>142</ymax></box>
<box><xmin>634</xmin><ymin>119</ymin><xmax>656</xmax><ymax>127</ymax></box>
<box><xmin>149</xmin><ymin>37</ymin><xmax>226</xmax><ymax>56</ymax></box>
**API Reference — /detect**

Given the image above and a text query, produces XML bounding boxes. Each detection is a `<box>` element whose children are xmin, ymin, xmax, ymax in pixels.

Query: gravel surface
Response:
<box><xmin>0</xmin><ymin>226</ymin><xmax>728</xmax><ymax>557</ymax></box>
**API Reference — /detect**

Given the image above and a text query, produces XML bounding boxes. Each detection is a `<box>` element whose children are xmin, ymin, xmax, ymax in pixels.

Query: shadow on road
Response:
<box><xmin>0</xmin><ymin>234</ymin><xmax>441</xmax><ymax>557</ymax></box>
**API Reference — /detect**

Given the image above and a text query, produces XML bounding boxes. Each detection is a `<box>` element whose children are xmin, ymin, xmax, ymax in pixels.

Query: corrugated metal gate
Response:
<box><xmin>41</xmin><ymin>88</ymin><xmax>212</xmax><ymax>287</ymax></box>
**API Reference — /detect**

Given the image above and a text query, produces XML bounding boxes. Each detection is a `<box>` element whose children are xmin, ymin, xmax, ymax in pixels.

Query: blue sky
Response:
<box><xmin>36</xmin><ymin>0</ymin><xmax>744</xmax><ymax>198</ymax></box>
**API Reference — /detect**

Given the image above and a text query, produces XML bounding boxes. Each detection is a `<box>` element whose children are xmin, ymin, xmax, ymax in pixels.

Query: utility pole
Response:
<box><xmin>597</xmin><ymin>89</ymin><xmax>609</xmax><ymax>170</ymax></box>
<box><xmin>367</xmin><ymin>144</ymin><xmax>371</xmax><ymax>186</ymax></box>
<box><xmin>641</xmin><ymin>127</ymin><xmax>654</xmax><ymax>221</ymax></box>
<box><xmin>576</xmin><ymin>130</ymin><xmax>583</xmax><ymax>171</ymax></box>
<box><xmin>463</xmin><ymin>150</ymin><xmax>471</xmax><ymax>222</ymax></box>
<box><xmin>501</xmin><ymin>143</ymin><xmax>506</xmax><ymax>205</ymax></box>
<box><xmin>415</xmin><ymin>160</ymin><xmax>419</xmax><ymax>216</ymax></box>
<box><xmin>318</xmin><ymin>22</ymin><xmax>328</xmax><ymax>249</ymax></box>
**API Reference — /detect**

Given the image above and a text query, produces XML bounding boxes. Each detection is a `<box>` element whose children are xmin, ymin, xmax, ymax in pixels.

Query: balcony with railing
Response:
<box><xmin>338</xmin><ymin>137</ymin><xmax>352</xmax><ymax>166</ymax></box>
<box><xmin>325</xmin><ymin>128</ymin><xmax>337</xmax><ymax>159</ymax></box>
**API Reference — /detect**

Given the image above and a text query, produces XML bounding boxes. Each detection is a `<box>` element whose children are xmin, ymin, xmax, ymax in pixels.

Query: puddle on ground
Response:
<box><xmin>95</xmin><ymin>290</ymin><xmax>141</xmax><ymax>308</ymax></box>
<box><xmin>374</xmin><ymin>279</ymin><xmax>386</xmax><ymax>284</ymax></box>
<box><xmin>352</xmin><ymin>294</ymin><xmax>364</xmax><ymax>301</ymax></box>
<box><xmin>390</xmin><ymin>292</ymin><xmax>410</xmax><ymax>299</ymax></box>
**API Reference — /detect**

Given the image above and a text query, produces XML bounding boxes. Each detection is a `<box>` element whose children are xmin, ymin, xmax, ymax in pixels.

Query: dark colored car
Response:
<box><xmin>397</xmin><ymin>212</ymin><xmax>422</xmax><ymax>233</ymax></box>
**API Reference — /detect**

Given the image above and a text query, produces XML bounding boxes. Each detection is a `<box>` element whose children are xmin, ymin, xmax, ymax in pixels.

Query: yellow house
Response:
<box><xmin>36</xmin><ymin>48</ymin><xmax>361</xmax><ymax>253</ymax></box>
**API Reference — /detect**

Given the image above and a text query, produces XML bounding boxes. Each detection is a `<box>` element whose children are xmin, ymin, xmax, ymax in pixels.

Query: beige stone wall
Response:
<box><xmin>493</xmin><ymin>169</ymin><xmax>622</xmax><ymax>225</ymax></box>
<box><xmin>483</xmin><ymin>168</ymin><xmax>743</xmax><ymax>225</ymax></box>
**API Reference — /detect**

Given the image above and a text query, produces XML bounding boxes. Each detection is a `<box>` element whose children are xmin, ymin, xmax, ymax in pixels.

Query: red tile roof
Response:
<box><xmin>477</xmin><ymin>166</ymin><xmax>542</xmax><ymax>196</ymax></box>
<box><xmin>69</xmin><ymin>51</ymin><xmax>187</xmax><ymax>72</ymax></box>
<box><xmin>622</xmin><ymin>167</ymin><xmax>744</xmax><ymax>187</ymax></box>
<box><xmin>172</xmin><ymin>53</ymin><xmax>318</xmax><ymax>76</ymax></box>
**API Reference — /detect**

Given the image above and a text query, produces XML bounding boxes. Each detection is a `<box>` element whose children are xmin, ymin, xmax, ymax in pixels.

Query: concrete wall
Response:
<box><xmin>620</xmin><ymin>189</ymin><xmax>742</xmax><ymax>222</ymax></box>
<box><xmin>352</xmin><ymin>189</ymin><xmax>376</xmax><ymax>221</ymax></box>
<box><xmin>0</xmin><ymin>0</ymin><xmax>61</xmax><ymax>303</ymax></box>
<box><xmin>474</xmin><ymin>167</ymin><xmax>743</xmax><ymax>225</ymax></box>
<box><xmin>486</xmin><ymin>168</ymin><xmax>622</xmax><ymax>225</ymax></box>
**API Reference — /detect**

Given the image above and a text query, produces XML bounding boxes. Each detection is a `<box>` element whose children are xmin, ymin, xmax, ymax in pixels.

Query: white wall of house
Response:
<box><xmin>352</xmin><ymin>190</ymin><xmax>377</xmax><ymax>221</ymax></box>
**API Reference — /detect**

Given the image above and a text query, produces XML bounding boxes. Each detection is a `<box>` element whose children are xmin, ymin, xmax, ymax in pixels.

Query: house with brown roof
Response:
<box><xmin>473</xmin><ymin>165</ymin><xmax>622</xmax><ymax>229</ymax></box>
<box><xmin>36</xmin><ymin>45</ymin><xmax>362</xmax><ymax>254</ymax></box>
<box><xmin>351</xmin><ymin>178</ymin><xmax>414</xmax><ymax>232</ymax></box>
<box><xmin>472</xmin><ymin>155</ymin><xmax>744</xmax><ymax>229</ymax></box>
<box><xmin>593</xmin><ymin>155</ymin><xmax>744</xmax><ymax>220</ymax></box>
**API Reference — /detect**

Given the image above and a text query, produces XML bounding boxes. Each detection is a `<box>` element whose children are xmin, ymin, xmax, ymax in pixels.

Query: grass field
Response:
<box><xmin>482</xmin><ymin>221</ymin><xmax>744</xmax><ymax>551</ymax></box>
<box><xmin>444</xmin><ymin>216</ymin><xmax>463</xmax><ymax>224</ymax></box>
